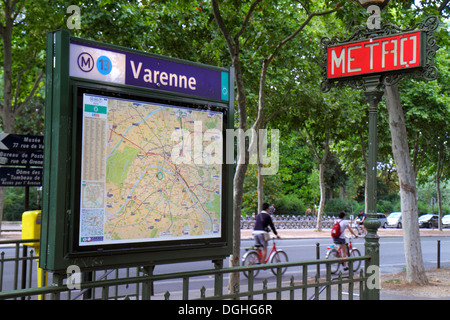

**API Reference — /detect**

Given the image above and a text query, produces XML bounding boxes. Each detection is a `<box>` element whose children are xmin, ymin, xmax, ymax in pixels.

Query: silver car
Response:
<box><xmin>377</xmin><ymin>213</ymin><xmax>388</xmax><ymax>228</ymax></box>
<box><xmin>442</xmin><ymin>215</ymin><xmax>450</xmax><ymax>228</ymax></box>
<box><xmin>387</xmin><ymin>212</ymin><xmax>402</xmax><ymax>228</ymax></box>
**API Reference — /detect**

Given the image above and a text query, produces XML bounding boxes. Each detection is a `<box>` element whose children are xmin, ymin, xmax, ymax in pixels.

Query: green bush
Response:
<box><xmin>324</xmin><ymin>198</ymin><xmax>359</xmax><ymax>214</ymax></box>
<box><xmin>3</xmin><ymin>187</ymin><xmax>40</xmax><ymax>221</ymax></box>
<box><xmin>274</xmin><ymin>194</ymin><xmax>305</xmax><ymax>216</ymax></box>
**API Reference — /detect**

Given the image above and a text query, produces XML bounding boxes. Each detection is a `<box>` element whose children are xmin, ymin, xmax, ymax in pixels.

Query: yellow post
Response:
<box><xmin>34</xmin><ymin>247</ymin><xmax>48</xmax><ymax>300</ymax></box>
<box><xmin>22</xmin><ymin>210</ymin><xmax>47</xmax><ymax>300</ymax></box>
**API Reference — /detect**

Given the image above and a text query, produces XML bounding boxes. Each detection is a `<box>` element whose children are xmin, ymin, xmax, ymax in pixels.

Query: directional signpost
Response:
<box><xmin>0</xmin><ymin>167</ymin><xmax>43</xmax><ymax>187</ymax></box>
<box><xmin>0</xmin><ymin>133</ymin><xmax>44</xmax><ymax>187</ymax></box>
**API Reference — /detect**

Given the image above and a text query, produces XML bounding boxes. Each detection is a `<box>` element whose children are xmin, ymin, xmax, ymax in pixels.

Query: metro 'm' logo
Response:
<box><xmin>77</xmin><ymin>52</ymin><xmax>94</xmax><ymax>72</ymax></box>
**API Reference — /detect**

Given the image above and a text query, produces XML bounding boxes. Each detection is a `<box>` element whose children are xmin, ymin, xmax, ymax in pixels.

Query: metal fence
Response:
<box><xmin>0</xmin><ymin>238</ymin><xmax>371</xmax><ymax>300</ymax></box>
<box><xmin>241</xmin><ymin>215</ymin><xmax>336</xmax><ymax>230</ymax></box>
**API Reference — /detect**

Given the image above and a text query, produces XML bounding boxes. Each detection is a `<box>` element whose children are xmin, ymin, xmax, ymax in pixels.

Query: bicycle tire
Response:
<box><xmin>326</xmin><ymin>248</ymin><xmax>340</xmax><ymax>274</ymax></box>
<box><xmin>350</xmin><ymin>248</ymin><xmax>361</xmax><ymax>273</ymax></box>
<box><xmin>270</xmin><ymin>250</ymin><xmax>288</xmax><ymax>276</ymax></box>
<box><xmin>242</xmin><ymin>251</ymin><xmax>260</xmax><ymax>278</ymax></box>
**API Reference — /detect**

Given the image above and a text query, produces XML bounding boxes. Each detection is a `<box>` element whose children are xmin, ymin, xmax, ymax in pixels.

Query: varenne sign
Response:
<box><xmin>69</xmin><ymin>40</ymin><xmax>230</xmax><ymax>102</ymax></box>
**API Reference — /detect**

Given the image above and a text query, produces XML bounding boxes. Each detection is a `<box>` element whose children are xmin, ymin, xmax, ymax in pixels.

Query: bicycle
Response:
<box><xmin>325</xmin><ymin>236</ymin><xmax>361</xmax><ymax>274</ymax></box>
<box><xmin>352</xmin><ymin>220</ymin><xmax>367</xmax><ymax>237</ymax></box>
<box><xmin>242</xmin><ymin>237</ymin><xmax>288</xmax><ymax>278</ymax></box>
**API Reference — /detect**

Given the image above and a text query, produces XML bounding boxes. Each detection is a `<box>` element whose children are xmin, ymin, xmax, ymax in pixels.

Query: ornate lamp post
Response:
<box><xmin>355</xmin><ymin>0</ymin><xmax>391</xmax><ymax>300</ymax></box>
<box><xmin>320</xmin><ymin>0</ymin><xmax>439</xmax><ymax>299</ymax></box>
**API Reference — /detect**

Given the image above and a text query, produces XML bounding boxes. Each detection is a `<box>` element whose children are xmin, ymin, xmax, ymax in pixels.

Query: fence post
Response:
<box><xmin>21</xmin><ymin>245</ymin><xmax>28</xmax><ymax>299</ymax></box>
<box><xmin>51</xmin><ymin>272</ymin><xmax>64</xmax><ymax>300</ymax></box>
<box><xmin>316</xmin><ymin>243</ymin><xmax>320</xmax><ymax>277</ymax></box>
<box><xmin>141</xmin><ymin>265</ymin><xmax>154</xmax><ymax>300</ymax></box>
<box><xmin>213</xmin><ymin>259</ymin><xmax>223</xmax><ymax>297</ymax></box>
<box><xmin>437</xmin><ymin>240</ymin><xmax>441</xmax><ymax>269</ymax></box>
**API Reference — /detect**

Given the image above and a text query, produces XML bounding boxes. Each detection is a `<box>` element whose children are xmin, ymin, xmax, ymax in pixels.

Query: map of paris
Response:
<box><xmin>79</xmin><ymin>94</ymin><xmax>223</xmax><ymax>245</ymax></box>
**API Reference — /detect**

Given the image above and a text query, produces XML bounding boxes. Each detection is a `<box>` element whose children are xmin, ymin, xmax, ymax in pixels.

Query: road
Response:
<box><xmin>150</xmin><ymin>236</ymin><xmax>450</xmax><ymax>298</ymax></box>
<box><xmin>1</xmin><ymin>236</ymin><xmax>449</xmax><ymax>299</ymax></box>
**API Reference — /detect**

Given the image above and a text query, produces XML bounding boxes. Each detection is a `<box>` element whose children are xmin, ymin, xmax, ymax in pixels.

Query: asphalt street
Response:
<box><xmin>1</xmin><ymin>228</ymin><xmax>450</xmax><ymax>300</ymax></box>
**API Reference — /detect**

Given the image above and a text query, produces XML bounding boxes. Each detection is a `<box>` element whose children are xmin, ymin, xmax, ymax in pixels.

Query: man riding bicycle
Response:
<box><xmin>253</xmin><ymin>203</ymin><xmax>280</xmax><ymax>262</ymax></box>
<box><xmin>354</xmin><ymin>209</ymin><xmax>367</xmax><ymax>234</ymax></box>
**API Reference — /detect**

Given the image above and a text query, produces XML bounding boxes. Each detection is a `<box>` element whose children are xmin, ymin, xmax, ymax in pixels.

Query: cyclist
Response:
<box><xmin>354</xmin><ymin>209</ymin><xmax>367</xmax><ymax>235</ymax></box>
<box><xmin>333</xmin><ymin>211</ymin><xmax>358</xmax><ymax>270</ymax></box>
<box><xmin>253</xmin><ymin>203</ymin><xmax>280</xmax><ymax>262</ymax></box>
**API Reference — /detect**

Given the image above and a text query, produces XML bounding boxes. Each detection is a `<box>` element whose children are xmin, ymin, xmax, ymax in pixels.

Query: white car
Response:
<box><xmin>387</xmin><ymin>212</ymin><xmax>402</xmax><ymax>228</ymax></box>
<box><xmin>442</xmin><ymin>215</ymin><xmax>450</xmax><ymax>228</ymax></box>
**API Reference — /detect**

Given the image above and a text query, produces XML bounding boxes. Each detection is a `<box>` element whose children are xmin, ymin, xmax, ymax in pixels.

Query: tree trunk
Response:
<box><xmin>436</xmin><ymin>176</ymin><xmax>442</xmax><ymax>231</ymax></box>
<box><xmin>0</xmin><ymin>1</ymin><xmax>16</xmax><ymax>236</ymax></box>
<box><xmin>316</xmin><ymin>161</ymin><xmax>326</xmax><ymax>231</ymax></box>
<box><xmin>307</xmin><ymin>128</ymin><xmax>329</xmax><ymax>232</ymax></box>
<box><xmin>358</xmin><ymin>133</ymin><xmax>370</xmax><ymax>215</ymax></box>
<box><xmin>385</xmin><ymin>84</ymin><xmax>428</xmax><ymax>285</ymax></box>
<box><xmin>229</xmin><ymin>161</ymin><xmax>247</xmax><ymax>294</ymax></box>
<box><xmin>211</xmin><ymin>0</ymin><xmax>337</xmax><ymax>293</ymax></box>
<box><xmin>436</xmin><ymin>145</ymin><xmax>446</xmax><ymax>231</ymax></box>
<box><xmin>256</xmin><ymin>128</ymin><xmax>264</xmax><ymax>214</ymax></box>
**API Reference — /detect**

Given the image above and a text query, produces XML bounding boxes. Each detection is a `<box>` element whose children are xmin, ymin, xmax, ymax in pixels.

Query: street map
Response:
<box><xmin>79</xmin><ymin>93</ymin><xmax>223</xmax><ymax>246</ymax></box>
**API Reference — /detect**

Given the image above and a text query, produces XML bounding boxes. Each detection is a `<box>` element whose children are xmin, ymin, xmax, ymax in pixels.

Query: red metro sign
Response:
<box><xmin>327</xmin><ymin>31</ymin><xmax>424</xmax><ymax>79</ymax></box>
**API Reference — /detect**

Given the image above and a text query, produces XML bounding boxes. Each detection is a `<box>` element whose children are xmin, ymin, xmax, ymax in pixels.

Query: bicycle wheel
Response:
<box><xmin>326</xmin><ymin>249</ymin><xmax>340</xmax><ymax>274</ymax></box>
<box><xmin>349</xmin><ymin>248</ymin><xmax>361</xmax><ymax>273</ymax></box>
<box><xmin>270</xmin><ymin>250</ymin><xmax>288</xmax><ymax>276</ymax></box>
<box><xmin>242</xmin><ymin>251</ymin><xmax>260</xmax><ymax>278</ymax></box>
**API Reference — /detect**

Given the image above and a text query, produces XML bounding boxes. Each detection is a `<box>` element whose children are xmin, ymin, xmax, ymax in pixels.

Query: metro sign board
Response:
<box><xmin>327</xmin><ymin>31</ymin><xmax>424</xmax><ymax>79</ymax></box>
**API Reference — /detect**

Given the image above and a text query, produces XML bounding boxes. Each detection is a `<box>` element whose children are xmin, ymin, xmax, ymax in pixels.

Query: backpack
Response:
<box><xmin>331</xmin><ymin>220</ymin><xmax>341</xmax><ymax>239</ymax></box>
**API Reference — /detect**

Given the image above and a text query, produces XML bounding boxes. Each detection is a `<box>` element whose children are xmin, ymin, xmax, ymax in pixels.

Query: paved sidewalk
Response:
<box><xmin>4</xmin><ymin>220</ymin><xmax>450</xmax><ymax>240</ymax></box>
<box><xmin>3</xmin><ymin>221</ymin><xmax>450</xmax><ymax>241</ymax></box>
<box><xmin>241</xmin><ymin>227</ymin><xmax>450</xmax><ymax>239</ymax></box>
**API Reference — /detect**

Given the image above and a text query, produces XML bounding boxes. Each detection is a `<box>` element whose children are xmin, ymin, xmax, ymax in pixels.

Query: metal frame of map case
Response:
<box><xmin>40</xmin><ymin>30</ymin><xmax>234</xmax><ymax>272</ymax></box>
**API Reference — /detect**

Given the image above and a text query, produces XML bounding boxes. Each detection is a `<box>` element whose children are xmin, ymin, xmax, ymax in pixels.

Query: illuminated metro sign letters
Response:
<box><xmin>327</xmin><ymin>31</ymin><xmax>424</xmax><ymax>79</ymax></box>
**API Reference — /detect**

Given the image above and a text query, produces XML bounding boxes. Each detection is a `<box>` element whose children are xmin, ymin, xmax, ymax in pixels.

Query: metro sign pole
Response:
<box><xmin>320</xmin><ymin>6</ymin><xmax>439</xmax><ymax>299</ymax></box>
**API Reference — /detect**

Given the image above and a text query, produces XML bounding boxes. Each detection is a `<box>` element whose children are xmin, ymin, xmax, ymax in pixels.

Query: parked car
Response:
<box><xmin>418</xmin><ymin>214</ymin><xmax>439</xmax><ymax>228</ymax></box>
<box><xmin>442</xmin><ymin>215</ymin><xmax>450</xmax><ymax>228</ymax></box>
<box><xmin>377</xmin><ymin>213</ymin><xmax>388</xmax><ymax>229</ymax></box>
<box><xmin>387</xmin><ymin>212</ymin><xmax>402</xmax><ymax>228</ymax></box>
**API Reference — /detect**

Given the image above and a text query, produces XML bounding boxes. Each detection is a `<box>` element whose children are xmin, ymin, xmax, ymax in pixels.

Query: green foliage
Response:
<box><xmin>323</xmin><ymin>198</ymin><xmax>360</xmax><ymax>215</ymax></box>
<box><xmin>274</xmin><ymin>194</ymin><xmax>305</xmax><ymax>216</ymax></box>
<box><xmin>378</xmin><ymin>199</ymin><xmax>401</xmax><ymax>214</ymax></box>
<box><xmin>241</xmin><ymin>165</ymin><xmax>283</xmax><ymax>216</ymax></box>
<box><xmin>276</xmin><ymin>132</ymin><xmax>315</xmax><ymax>199</ymax></box>
<box><xmin>3</xmin><ymin>187</ymin><xmax>40</xmax><ymax>221</ymax></box>
<box><xmin>1</xmin><ymin>0</ymin><xmax>449</xmax><ymax>224</ymax></box>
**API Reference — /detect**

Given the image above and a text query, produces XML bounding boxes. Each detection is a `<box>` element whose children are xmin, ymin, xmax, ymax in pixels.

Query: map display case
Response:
<box><xmin>40</xmin><ymin>30</ymin><xmax>234</xmax><ymax>272</ymax></box>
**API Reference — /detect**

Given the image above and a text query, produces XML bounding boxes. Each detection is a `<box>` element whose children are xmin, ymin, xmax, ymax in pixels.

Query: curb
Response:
<box><xmin>241</xmin><ymin>228</ymin><xmax>450</xmax><ymax>240</ymax></box>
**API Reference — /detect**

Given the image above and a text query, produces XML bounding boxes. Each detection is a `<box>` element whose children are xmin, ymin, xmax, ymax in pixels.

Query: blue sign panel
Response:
<box><xmin>69</xmin><ymin>40</ymin><xmax>230</xmax><ymax>102</ymax></box>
